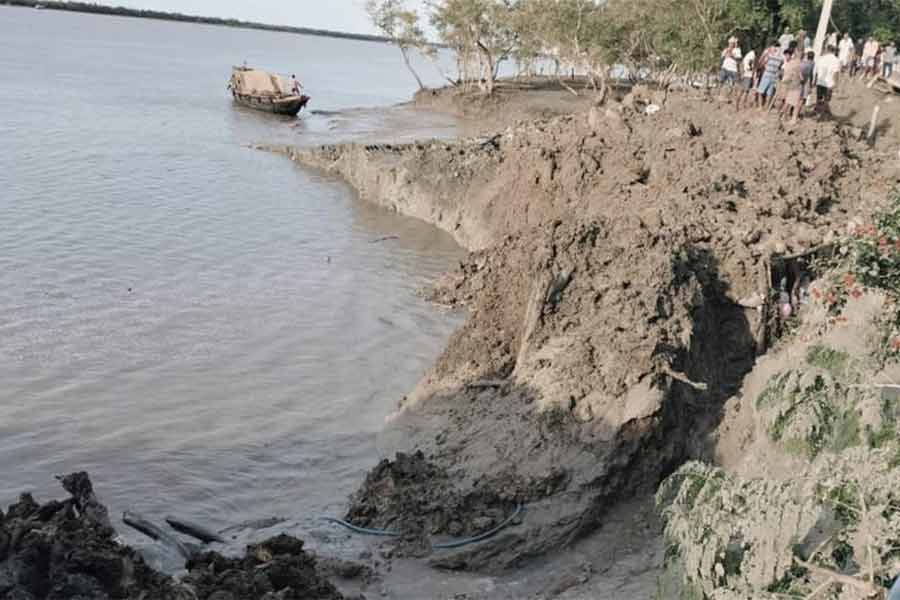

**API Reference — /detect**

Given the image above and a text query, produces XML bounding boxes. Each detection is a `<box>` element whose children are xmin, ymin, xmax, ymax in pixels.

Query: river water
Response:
<box><xmin>1</xmin><ymin>5</ymin><xmax>463</xmax><ymax>558</ymax></box>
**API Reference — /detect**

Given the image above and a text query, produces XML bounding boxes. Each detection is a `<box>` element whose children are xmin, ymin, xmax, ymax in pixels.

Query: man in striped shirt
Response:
<box><xmin>756</xmin><ymin>41</ymin><xmax>784</xmax><ymax>108</ymax></box>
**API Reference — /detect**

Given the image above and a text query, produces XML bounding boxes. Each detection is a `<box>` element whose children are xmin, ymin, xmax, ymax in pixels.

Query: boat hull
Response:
<box><xmin>232</xmin><ymin>92</ymin><xmax>310</xmax><ymax>116</ymax></box>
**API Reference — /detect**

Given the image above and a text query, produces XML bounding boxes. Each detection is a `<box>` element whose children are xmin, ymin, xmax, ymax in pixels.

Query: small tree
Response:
<box><xmin>429</xmin><ymin>0</ymin><xmax>519</xmax><ymax>95</ymax></box>
<box><xmin>367</xmin><ymin>0</ymin><xmax>430</xmax><ymax>90</ymax></box>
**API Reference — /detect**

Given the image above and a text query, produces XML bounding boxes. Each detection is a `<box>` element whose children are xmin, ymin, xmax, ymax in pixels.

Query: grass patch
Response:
<box><xmin>819</xmin><ymin>481</ymin><xmax>861</xmax><ymax>527</ymax></box>
<box><xmin>829</xmin><ymin>409</ymin><xmax>861</xmax><ymax>452</ymax></box>
<box><xmin>806</xmin><ymin>345</ymin><xmax>852</xmax><ymax>381</ymax></box>
<box><xmin>681</xmin><ymin>474</ymin><xmax>708</xmax><ymax>510</ymax></box>
<box><xmin>756</xmin><ymin>371</ymin><xmax>792</xmax><ymax>408</ymax></box>
<box><xmin>766</xmin><ymin>561</ymin><xmax>808</xmax><ymax>595</ymax></box>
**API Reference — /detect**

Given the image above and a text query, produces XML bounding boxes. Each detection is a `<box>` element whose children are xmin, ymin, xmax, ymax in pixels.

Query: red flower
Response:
<box><xmin>843</xmin><ymin>273</ymin><xmax>855</xmax><ymax>288</ymax></box>
<box><xmin>868</xmin><ymin>224</ymin><xmax>878</xmax><ymax>236</ymax></box>
<box><xmin>811</xmin><ymin>287</ymin><xmax>822</xmax><ymax>299</ymax></box>
<box><xmin>891</xmin><ymin>337</ymin><xmax>900</xmax><ymax>352</ymax></box>
<box><xmin>895</xmin><ymin>239</ymin><xmax>900</xmax><ymax>251</ymax></box>
<box><xmin>851</xmin><ymin>288</ymin><xmax>863</xmax><ymax>299</ymax></box>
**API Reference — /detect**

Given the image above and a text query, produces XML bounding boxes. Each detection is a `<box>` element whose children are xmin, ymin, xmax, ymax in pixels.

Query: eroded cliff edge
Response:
<box><xmin>278</xmin><ymin>85</ymin><xmax>900</xmax><ymax>595</ymax></box>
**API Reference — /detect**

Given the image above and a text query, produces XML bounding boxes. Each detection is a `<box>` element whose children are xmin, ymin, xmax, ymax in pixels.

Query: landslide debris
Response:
<box><xmin>345</xmin><ymin>450</ymin><xmax>519</xmax><ymax>556</ymax></box>
<box><xmin>185</xmin><ymin>535</ymin><xmax>343</xmax><ymax>600</ymax></box>
<box><xmin>0</xmin><ymin>472</ymin><xmax>182</xmax><ymax>600</ymax></box>
<box><xmin>285</xmin><ymin>88</ymin><xmax>900</xmax><ymax>581</ymax></box>
<box><xmin>0</xmin><ymin>473</ymin><xmax>344</xmax><ymax>600</ymax></box>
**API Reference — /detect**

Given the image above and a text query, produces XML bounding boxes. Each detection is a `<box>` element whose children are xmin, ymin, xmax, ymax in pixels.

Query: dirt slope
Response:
<box><xmin>278</xmin><ymin>88</ymin><xmax>899</xmax><ymax>578</ymax></box>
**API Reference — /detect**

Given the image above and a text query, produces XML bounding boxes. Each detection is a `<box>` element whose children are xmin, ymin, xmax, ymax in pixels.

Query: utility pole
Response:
<box><xmin>813</xmin><ymin>0</ymin><xmax>834</xmax><ymax>56</ymax></box>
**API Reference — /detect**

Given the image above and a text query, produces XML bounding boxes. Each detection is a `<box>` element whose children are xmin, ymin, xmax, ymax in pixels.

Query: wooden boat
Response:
<box><xmin>229</xmin><ymin>66</ymin><xmax>310</xmax><ymax>116</ymax></box>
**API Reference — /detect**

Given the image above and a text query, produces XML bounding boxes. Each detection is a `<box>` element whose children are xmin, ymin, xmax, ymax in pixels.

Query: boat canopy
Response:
<box><xmin>231</xmin><ymin>67</ymin><xmax>289</xmax><ymax>97</ymax></box>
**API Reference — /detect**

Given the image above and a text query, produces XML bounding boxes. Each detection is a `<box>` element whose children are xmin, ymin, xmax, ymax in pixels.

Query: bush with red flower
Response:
<box><xmin>845</xmin><ymin>195</ymin><xmax>900</xmax><ymax>358</ymax></box>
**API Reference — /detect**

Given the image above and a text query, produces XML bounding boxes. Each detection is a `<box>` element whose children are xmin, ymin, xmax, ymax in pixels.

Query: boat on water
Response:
<box><xmin>229</xmin><ymin>66</ymin><xmax>310</xmax><ymax>116</ymax></box>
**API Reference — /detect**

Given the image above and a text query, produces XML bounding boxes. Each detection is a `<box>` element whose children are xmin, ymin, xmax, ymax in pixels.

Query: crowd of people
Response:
<box><xmin>718</xmin><ymin>28</ymin><xmax>899</xmax><ymax>123</ymax></box>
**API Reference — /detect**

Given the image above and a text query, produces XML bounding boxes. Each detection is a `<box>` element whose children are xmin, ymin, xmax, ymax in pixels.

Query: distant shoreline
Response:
<box><xmin>3</xmin><ymin>0</ymin><xmax>390</xmax><ymax>43</ymax></box>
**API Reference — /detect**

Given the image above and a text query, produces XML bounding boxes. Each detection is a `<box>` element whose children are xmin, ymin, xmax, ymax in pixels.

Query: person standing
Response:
<box><xmin>720</xmin><ymin>37</ymin><xmax>742</xmax><ymax>94</ymax></box>
<box><xmin>884</xmin><ymin>42</ymin><xmax>896</xmax><ymax>78</ymax></box>
<box><xmin>851</xmin><ymin>40</ymin><xmax>863</xmax><ymax>77</ymax></box>
<box><xmin>757</xmin><ymin>40</ymin><xmax>784</xmax><ymax>108</ymax></box>
<box><xmin>779</xmin><ymin>29</ymin><xmax>794</xmax><ymax>51</ymax></box>
<box><xmin>863</xmin><ymin>37</ymin><xmax>880</xmax><ymax>78</ymax></box>
<box><xmin>814</xmin><ymin>45</ymin><xmax>841</xmax><ymax>114</ymax></box>
<box><xmin>290</xmin><ymin>74</ymin><xmax>303</xmax><ymax>95</ymax></box>
<box><xmin>838</xmin><ymin>33</ymin><xmax>854</xmax><ymax>70</ymax></box>
<box><xmin>800</xmin><ymin>50</ymin><xmax>816</xmax><ymax>110</ymax></box>
<box><xmin>780</xmin><ymin>48</ymin><xmax>803</xmax><ymax>124</ymax></box>
<box><xmin>736</xmin><ymin>46</ymin><xmax>757</xmax><ymax>110</ymax></box>
<box><xmin>827</xmin><ymin>31</ymin><xmax>839</xmax><ymax>49</ymax></box>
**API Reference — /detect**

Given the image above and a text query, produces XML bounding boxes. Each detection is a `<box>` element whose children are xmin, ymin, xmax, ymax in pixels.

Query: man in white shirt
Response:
<box><xmin>814</xmin><ymin>45</ymin><xmax>841</xmax><ymax>114</ymax></box>
<box><xmin>838</xmin><ymin>33</ymin><xmax>854</xmax><ymax>69</ymax></box>
<box><xmin>719</xmin><ymin>37</ymin><xmax>742</xmax><ymax>94</ymax></box>
<box><xmin>862</xmin><ymin>37</ymin><xmax>880</xmax><ymax>77</ymax></box>
<box><xmin>736</xmin><ymin>48</ymin><xmax>757</xmax><ymax>110</ymax></box>
<box><xmin>779</xmin><ymin>29</ymin><xmax>794</xmax><ymax>51</ymax></box>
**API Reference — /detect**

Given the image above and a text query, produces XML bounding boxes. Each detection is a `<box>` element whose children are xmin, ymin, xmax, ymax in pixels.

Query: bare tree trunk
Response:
<box><xmin>400</xmin><ymin>47</ymin><xmax>426</xmax><ymax>91</ymax></box>
<box><xmin>477</xmin><ymin>42</ymin><xmax>496</xmax><ymax>95</ymax></box>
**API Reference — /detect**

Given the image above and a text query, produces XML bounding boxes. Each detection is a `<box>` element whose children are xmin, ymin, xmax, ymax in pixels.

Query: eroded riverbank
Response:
<box><xmin>276</xmin><ymin>80</ymin><xmax>900</xmax><ymax>598</ymax></box>
<box><xmin>9</xmin><ymin>75</ymin><xmax>900</xmax><ymax>598</ymax></box>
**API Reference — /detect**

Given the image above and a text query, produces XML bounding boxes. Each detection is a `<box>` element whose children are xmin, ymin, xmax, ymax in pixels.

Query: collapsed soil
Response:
<box><xmin>0</xmin><ymin>473</ymin><xmax>347</xmax><ymax>600</ymax></box>
<box><xmin>281</xmin><ymin>78</ymin><xmax>900</xmax><ymax>586</ymax></box>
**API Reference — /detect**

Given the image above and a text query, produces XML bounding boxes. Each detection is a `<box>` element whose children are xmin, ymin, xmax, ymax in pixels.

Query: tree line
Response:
<box><xmin>368</xmin><ymin>0</ymin><xmax>900</xmax><ymax>96</ymax></box>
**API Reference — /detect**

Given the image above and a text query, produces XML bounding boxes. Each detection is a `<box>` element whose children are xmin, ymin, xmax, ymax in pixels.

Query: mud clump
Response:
<box><xmin>1</xmin><ymin>473</ymin><xmax>344</xmax><ymax>600</ymax></box>
<box><xmin>185</xmin><ymin>535</ymin><xmax>343</xmax><ymax>600</ymax></box>
<box><xmin>346</xmin><ymin>451</ymin><xmax>518</xmax><ymax>556</ymax></box>
<box><xmin>0</xmin><ymin>472</ymin><xmax>179</xmax><ymax>600</ymax></box>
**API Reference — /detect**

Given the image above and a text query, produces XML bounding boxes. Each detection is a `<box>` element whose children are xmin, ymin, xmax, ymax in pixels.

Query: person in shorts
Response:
<box><xmin>883</xmin><ymin>43</ymin><xmax>896</xmax><ymax>78</ymax></box>
<box><xmin>736</xmin><ymin>47</ymin><xmax>757</xmax><ymax>110</ymax></box>
<box><xmin>757</xmin><ymin>41</ymin><xmax>784</xmax><ymax>108</ymax></box>
<box><xmin>779</xmin><ymin>48</ymin><xmax>803</xmax><ymax>123</ymax></box>
<box><xmin>863</xmin><ymin>37</ymin><xmax>880</xmax><ymax>78</ymax></box>
<box><xmin>800</xmin><ymin>50</ymin><xmax>815</xmax><ymax>106</ymax></box>
<box><xmin>720</xmin><ymin>37</ymin><xmax>742</xmax><ymax>93</ymax></box>
<box><xmin>838</xmin><ymin>33</ymin><xmax>854</xmax><ymax>70</ymax></box>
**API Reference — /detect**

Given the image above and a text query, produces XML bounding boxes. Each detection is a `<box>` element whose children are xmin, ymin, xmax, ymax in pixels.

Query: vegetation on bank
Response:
<box><xmin>656</xmin><ymin>194</ymin><xmax>900</xmax><ymax>598</ymax></box>
<box><xmin>3</xmin><ymin>0</ymin><xmax>389</xmax><ymax>43</ymax></box>
<box><xmin>369</xmin><ymin>0</ymin><xmax>900</xmax><ymax>96</ymax></box>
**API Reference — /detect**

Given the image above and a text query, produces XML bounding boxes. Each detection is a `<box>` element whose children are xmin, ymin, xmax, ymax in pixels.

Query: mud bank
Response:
<box><xmin>279</xmin><ymin>83</ymin><xmax>900</xmax><ymax>595</ymax></box>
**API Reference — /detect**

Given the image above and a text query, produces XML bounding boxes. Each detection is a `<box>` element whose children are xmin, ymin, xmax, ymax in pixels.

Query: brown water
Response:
<box><xmin>1</xmin><ymin>5</ymin><xmax>464</xmax><ymax>564</ymax></box>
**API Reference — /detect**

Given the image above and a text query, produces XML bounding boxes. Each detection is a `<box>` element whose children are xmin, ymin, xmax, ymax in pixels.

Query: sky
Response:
<box><xmin>88</xmin><ymin>0</ymin><xmax>391</xmax><ymax>35</ymax></box>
